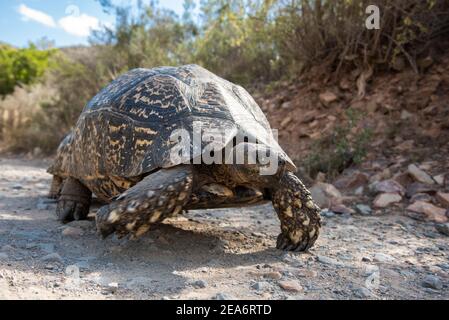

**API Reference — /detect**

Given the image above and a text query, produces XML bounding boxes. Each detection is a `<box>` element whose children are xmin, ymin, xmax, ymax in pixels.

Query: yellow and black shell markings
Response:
<box><xmin>48</xmin><ymin>64</ymin><xmax>293</xmax><ymax>201</ymax></box>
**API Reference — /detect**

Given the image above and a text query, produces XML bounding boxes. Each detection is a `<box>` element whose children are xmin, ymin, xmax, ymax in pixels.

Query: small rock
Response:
<box><xmin>281</xmin><ymin>101</ymin><xmax>292</xmax><ymax>109</ymax></box>
<box><xmin>317</xmin><ymin>255</ymin><xmax>344</xmax><ymax>266</ymax></box>
<box><xmin>407</xmin><ymin>201</ymin><xmax>447</xmax><ymax>223</ymax></box>
<box><xmin>263</xmin><ymin>271</ymin><xmax>282</xmax><ymax>280</ymax></box>
<box><xmin>310</xmin><ymin>186</ymin><xmax>331</xmax><ymax>208</ymax></box>
<box><xmin>373</xmin><ymin>193</ymin><xmax>402</xmax><ymax>208</ymax></box>
<box><xmin>317</xmin><ymin>182</ymin><xmax>342</xmax><ymax>199</ymax></box>
<box><xmin>400</xmin><ymin>110</ymin><xmax>413</xmax><ymax>120</ymax></box>
<box><xmin>319</xmin><ymin>91</ymin><xmax>338</xmax><ymax>105</ymax></box>
<box><xmin>353</xmin><ymin>287</ymin><xmax>372</xmax><ymax>298</ymax></box>
<box><xmin>310</xmin><ymin>182</ymin><xmax>342</xmax><ymax>208</ymax></box>
<box><xmin>334</xmin><ymin>171</ymin><xmax>369</xmax><ymax>190</ymax></box>
<box><xmin>215</xmin><ymin>293</ymin><xmax>235</xmax><ymax>300</ymax></box>
<box><xmin>251</xmin><ymin>281</ymin><xmax>268</xmax><ymax>291</ymax></box>
<box><xmin>40</xmin><ymin>253</ymin><xmax>63</xmax><ymax>264</ymax></box>
<box><xmin>410</xmin><ymin>193</ymin><xmax>433</xmax><ymax>203</ymax></box>
<box><xmin>422</xmin><ymin>275</ymin><xmax>442</xmax><ymax>290</ymax></box>
<box><xmin>373</xmin><ymin>253</ymin><xmax>395</xmax><ymax>263</ymax></box>
<box><xmin>278</xmin><ymin>280</ymin><xmax>303</xmax><ymax>292</ymax></box>
<box><xmin>356</xmin><ymin>204</ymin><xmax>372</xmax><ymax>215</ymax></box>
<box><xmin>361</xmin><ymin>256</ymin><xmax>372</xmax><ymax>262</ymax></box>
<box><xmin>62</xmin><ymin>227</ymin><xmax>84</xmax><ymax>237</ymax></box>
<box><xmin>12</xmin><ymin>184</ymin><xmax>23</xmax><ymax>190</ymax></box>
<box><xmin>330</xmin><ymin>203</ymin><xmax>354</xmax><ymax>215</ymax></box>
<box><xmin>354</xmin><ymin>186</ymin><xmax>364</xmax><ymax>195</ymax></box>
<box><xmin>407</xmin><ymin>164</ymin><xmax>434</xmax><ymax>185</ymax></box>
<box><xmin>435</xmin><ymin>223</ymin><xmax>449</xmax><ymax>236</ymax></box>
<box><xmin>192</xmin><ymin>279</ymin><xmax>207</xmax><ymax>289</ymax></box>
<box><xmin>436</xmin><ymin>192</ymin><xmax>449</xmax><ymax>208</ymax></box>
<box><xmin>320</xmin><ymin>209</ymin><xmax>335</xmax><ymax>217</ymax></box>
<box><xmin>373</xmin><ymin>179</ymin><xmax>405</xmax><ymax>195</ymax></box>
<box><xmin>434</xmin><ymin>174</ymin><xmax>445</xmax><ymax>186</ymax></box>
<box><xmin>364</xmin><ymin>265</ymin><xmax>379</xmax><ymax>276</ymax></box>
<box><xmin>406</xmin><ymin>183</ymin><xmax>437</xmax><ymax>198</ymax></box>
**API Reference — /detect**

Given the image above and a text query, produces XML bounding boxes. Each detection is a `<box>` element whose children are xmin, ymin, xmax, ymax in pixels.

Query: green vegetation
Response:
<box><xmin>0</xmin><ymin>43</ymin><xmax>56</xmax><ymax>96</ymax></box>
<box><xmin>0</xmin><ymin>0</ymin><xmax>448</xmax><ymax>154</ymax></box>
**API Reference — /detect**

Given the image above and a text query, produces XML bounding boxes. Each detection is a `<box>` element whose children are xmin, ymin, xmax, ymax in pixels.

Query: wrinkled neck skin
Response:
<box><xmin>192</xmin><ymin>158</ymin><xmax>288</xmax><ymax>196</ymax></box>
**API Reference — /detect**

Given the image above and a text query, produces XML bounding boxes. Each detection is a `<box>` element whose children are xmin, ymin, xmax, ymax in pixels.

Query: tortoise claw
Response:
<box><xmin>56</xmin><ymin>200</ymin><xmax>89</xmax><ymax>223</ymax></box>
<box><xmin>276</xmin><ymin>232</ymin><xmax>316</xmax><ymax>252</ymax></box>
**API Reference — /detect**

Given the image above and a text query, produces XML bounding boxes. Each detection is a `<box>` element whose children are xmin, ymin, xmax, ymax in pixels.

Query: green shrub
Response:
<box><xmin>0</xmin><ymin>43</ymin><xmax>56</xmax><ymax>96</ymax></box>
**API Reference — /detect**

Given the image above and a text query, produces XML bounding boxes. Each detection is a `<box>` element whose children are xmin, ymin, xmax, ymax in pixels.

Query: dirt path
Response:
<box><xmin>0</xmin><ymin>157</ymin><xmax>447</xmax><ymax>300</ymax></box>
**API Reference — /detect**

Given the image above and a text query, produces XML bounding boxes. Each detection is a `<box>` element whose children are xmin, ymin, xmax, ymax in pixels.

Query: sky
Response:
<box><xmin>0</xmin><ymin>0</ymin><xmax>189</xmax><ymax>48</ymax></box>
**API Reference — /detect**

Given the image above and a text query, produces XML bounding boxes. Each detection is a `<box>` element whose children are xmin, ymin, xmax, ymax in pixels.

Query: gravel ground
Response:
<box><xmin>0</xmin><ymin>157</ymin><xmax>448</xmax><ymax>300</ymax></box>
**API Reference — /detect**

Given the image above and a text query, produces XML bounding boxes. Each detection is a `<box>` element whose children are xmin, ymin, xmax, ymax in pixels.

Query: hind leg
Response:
<box><xmin>56</xmin><ymin>177</ymin><xmax>92</xmax><ymax>223</ymax></box>
<box><xmin>96</xmin><ymin>165</ymin><xmax>193</xmax><ymax>239</ymax></box>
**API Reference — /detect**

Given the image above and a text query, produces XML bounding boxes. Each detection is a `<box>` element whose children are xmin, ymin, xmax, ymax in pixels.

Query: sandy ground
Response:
<box><xmin>0</xmin><ymin>157</ymin><xmax>448</xmax><ymax>300</ymax></box>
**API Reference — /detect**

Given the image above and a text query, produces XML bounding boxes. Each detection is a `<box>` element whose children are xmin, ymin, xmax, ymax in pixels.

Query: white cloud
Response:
<box><xmin>18</xmin><ymin>4</ymin><xmax>56</xmax><ymax>28</ymax></box>
<box><xmin>58</xmin><ymin>13</ymin><xmax>101</xmax><ymax>37</ymax></box>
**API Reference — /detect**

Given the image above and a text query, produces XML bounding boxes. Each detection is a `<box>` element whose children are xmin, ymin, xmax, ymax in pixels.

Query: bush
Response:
<box><xmin>0</xmin><ymin>43</ymin><xmax>56</xmax><ymax>96</ymax></box>
<box><xmin>0</xmin><ymin>83</ymin><xmax>58</xmax><ymax>153</ymax></box>
<box><xmin>273</xmin><ymin>0</ymin><xmax>449</xmax><ymax>78</ymax></box>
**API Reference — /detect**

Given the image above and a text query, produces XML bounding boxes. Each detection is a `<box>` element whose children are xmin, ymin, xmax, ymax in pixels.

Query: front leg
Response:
<box><xmin>272</xmin><ymin>171</ymin><xmax>321</xmax><ymax>252</ymax></box>
<box><xmin>56</xmin><ymin>177</ymin><xmax>92</xmax><ymax>223</ymax></box>
<box><xmin>95</xmin><ymin>166</ymin><xmax>193</xmax><ymax>239</ymax></box>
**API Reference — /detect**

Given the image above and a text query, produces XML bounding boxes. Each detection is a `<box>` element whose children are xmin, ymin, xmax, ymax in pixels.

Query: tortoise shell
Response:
<box><xmin>49</xmin><ymin>64</ymin><xmax>293</xmax><ymax>200</ymax></box>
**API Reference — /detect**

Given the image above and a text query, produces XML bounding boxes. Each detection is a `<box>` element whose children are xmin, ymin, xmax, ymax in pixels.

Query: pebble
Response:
<box><xmin>278</xmin><ymin>280</ymin><xmax>303</xmax><ymax>293</ymax></box>
<box><xmin>320</xmin><ymin>209</ymin><xmax>335</xmax><ymax>217</ymax></box>
<box><xmin>356</xmin><ymin>204</ymin><xmax>372</xmax><ymax>215</ymax></box>
<box><xmin>263</xmin><ymin>271</ymin><xmax>282</xmax><ymax>280</ymax></box>
<box><xmin>40</xmin><ymin>253</ymin><xmax>64</xmax><ymax>264</ymax></box>
<box><xmin>373</xmin><ymin>253</ymin><xmax>395</xmax><ymax>263</ymax></box>
<box><xmin>353</xmin><ymin>287</ymin><xmax>372</xmax><ymax>298</ymax></box>
<box><xmin>362</xmin><ymin>256</ymin><xmax>372</xmax><ymax>262</ymax></box>
<box><xmin>62</xmin><ymin>227</ymin><xmax>84</xmax><ymax>237</ymax></box>
<box><xmin>12</xmin><ymin>184</ymin><xmax>23</xmax><ymax>190</ymax></box>
<box><xmin>192</xmin><ymin>279</ymin><xmax>208</xmax><ymax>289</ymax></box>
<box><xmin>317</xmin><ymin>255</ymin><xmax>344</xmax><ymax>266</ymax></box>
<box><xmin>407</xmin><ymin>164</ymin><xmax>434</xmax><ymax>185</ymax></box>
<box><xmin>215</xmin><ymin>293</ymin><xmax>235</xmax><ymax>300</ymax></box>
<box><xmin>251</xmin><ymin>281</ymin><xmax>269</xmax><ymax>291</ymax></box>
<box><xmin>364</xmin><ymin>265</ymin><xmax>380</xmax><ymax>276</ymax></box>
<box><xmin>422</xmin><ymin>275</ymin><xmax>442</xmax><ymax>290</ymax></box>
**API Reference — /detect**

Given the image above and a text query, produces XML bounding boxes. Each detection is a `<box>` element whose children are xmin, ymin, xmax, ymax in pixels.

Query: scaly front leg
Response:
<box><xmin>272</xmin><ymin>171</ymin><xmax>321</xmax><ymax>252</ymax></box>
